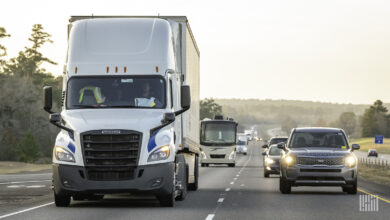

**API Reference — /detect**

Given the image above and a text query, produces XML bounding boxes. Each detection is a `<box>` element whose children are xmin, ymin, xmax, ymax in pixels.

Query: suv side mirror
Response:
<box><xmin>181</xmin><ymin>85</ymin><xmax>191</xmax><ymax>109</ymax></box>
<box><xmin>162</xmin><ymin>112</ymin><xmax>175</xmax><ymax>124</ymax></box>
<box><xmin>351</xmin><ymin>144</ymin><xmax>360</xmax><ymax>151</ymax></box>
<box><xmin>277</xmin><ymin>142</ymin><xmax>286</xmax><ymax>150</ymax></box>
<box><xmin>43</xmin><ymin>86</ymin><xmax>53</xmax><ymax>113</ymax></box>
<box><xmin>262</xmin><ymin>144</ymin><xmax>269</xmax><ymax>148</ymax></box>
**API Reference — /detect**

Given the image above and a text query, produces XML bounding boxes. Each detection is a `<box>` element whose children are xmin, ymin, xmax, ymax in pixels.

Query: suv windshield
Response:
<box><xmin>270</xmin><ymin>138</ymin><xmax>287</xmax><ymax>145</ymax></box>
<box><xmin>67</xmin><ymin>76</ymin><xmax>166</xmax><ymax>109</ymax></box>
<box><xmin>201</xmin><ymin>122</ymin><xmax>236</xmax><ymax>146</ymax></box>
<box><xmin>289</xmin><ymin>132</ymin><xmax>348</xmax><ymax>148</ymax></box>
<box><xmin>269</xmin><ymin>146</ymin><xmax>282</xmax><ymax>155</ymax></box>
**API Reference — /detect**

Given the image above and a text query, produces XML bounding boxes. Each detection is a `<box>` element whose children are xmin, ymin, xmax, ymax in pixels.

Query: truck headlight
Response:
<box><xmin>285</xmin><ymin>155</ymin><xmax>294</xmax><ymax>166</ymax></box>
<box><xmin>229</xmin><ymin>151</ymin><xmax>235</xmax><ymax>160</ymax></box>
<box><xmin>148</xmin><ymin>145</ymin><xmax>170</xmax><ymax>162</ymax></box>
<box><xmin>266</xmin><ymin>158</ymin><xmax>274</xmax><ymax>164</ymax></box>
<box><xmin>55</xmin><ymin>146</ymin><xmax>75</xmax><ymax>162</ymax></box>
<box><xmin>345</xmin><ymin>156</ymin><xmax>356</xmax><ymax>167</ymax></box>
<box><xmin>201</xmin><ymin>151</ymin><xmax>207</xmax><ymax>160</ymax></box>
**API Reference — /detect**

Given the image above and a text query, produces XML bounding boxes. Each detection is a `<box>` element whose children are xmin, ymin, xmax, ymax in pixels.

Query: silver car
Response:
<box><xmin>279</xmin><ymin>127</ymin><xmax>360</xmax><ymax>194</ymax></box>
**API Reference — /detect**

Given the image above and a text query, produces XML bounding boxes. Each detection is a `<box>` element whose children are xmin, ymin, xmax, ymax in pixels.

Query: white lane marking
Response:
<box><xmin>205</xmin><ymin>214</ymin><xmax>215</xmax><ymax>220</ymax></box>
<box><xmin>26</xmin><ymin>185</ymin><xmax>46</xmax><ymax>188</ymax></box>
<box><xmin>0</xmin><ymin>180</ymin><xmax>51</xmax><ymax>185</ymax></box>
<box><xmin>218</xmin><ymin>198</ymin><xmax>224</xmax><ymax>203</ymax></box>
<box><xmin>225</xmin><ymin>188</ymin><xmax>231</xmax><ymax>192</ymax></box>
<box><xmin>236</xmin><ymin>174</ymin><xmax>239</xmax><ymax>177</ymax></box>
<box><xmin>240</xmin><ymin>184</ymin><xmax>245</xmax><ymax>187</ymax></box>
<box><xmin>233</xmin><ymin>177</ymin><xmax>237</xmax><ymax>180</ymax></box>
<box><xmin>7</xmin><ymin>185</ymin><xmax>25</xmax><ymax>188</ymax></box>
<box><xmin>0</xmin><ymin>202</ymin><xmax>54</xmax><ymax>219</ymax></box>
<box><xmin>230</xmin><ymin>181</ymin><xmax>234</xmax><ymax>185</ymax></box>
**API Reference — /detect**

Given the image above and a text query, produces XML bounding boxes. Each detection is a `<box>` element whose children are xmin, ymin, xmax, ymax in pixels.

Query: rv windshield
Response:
<box><xmin>201</xmin><ymin>122</ymin><xmax>236</xmax><ymax>146</ymax></box>
<box><xmin>67</xmin><ymin>76</ymin><xmax>166</xmax><ymax>109</ymax></box>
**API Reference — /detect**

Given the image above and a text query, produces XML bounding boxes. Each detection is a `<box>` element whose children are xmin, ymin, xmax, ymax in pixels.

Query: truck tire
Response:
<box><xmin>279</xmin><ymin>176</ymin><xmax>291</xmax><ymax>194</ymax></box>
<box><xmin>201</xmin><ymin>163</ymin><xmax>205</xmax><ymax>167</ymax></box>
<box><xmin>175</xmin><ymin>154</ymin><xmax>187</xmax><ymax>201</ymax></box>
<box><xmin>244</xmin><ymin>153</ymin><xmax>247</xmax><ymax>155</ymax></box>
<box><xmin>188</xmin><ymin>155</ymin><xmax>199</xmax><ymax>191</ymax></box>
<box><xmin>176</xmin><ymin>164</ymin><xmax>188</xmax><ymax>201</ymax></box>
<box><xmin>54</xmin><ymin>193</ymin><xmax>71</xmax><ymax>207</ymax></box>
<box><xmin>228</xmin><ymin>163</ymin><xmax>235</xmax><ymax>167</ymax></box>
<box><xmin>264</xmin><ymin>170</ymin><xmax>269</xmax><ymax>178</ymax></box>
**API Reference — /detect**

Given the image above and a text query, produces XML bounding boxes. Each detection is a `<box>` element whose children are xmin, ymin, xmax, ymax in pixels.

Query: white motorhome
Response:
<box><xmin>43</xmin><ymin>16</ymin><xmax>200</xmax><ymax>207</ymax></box>
<box><xmin>200</xmin><ymin>116</ymin><xmax>238</xmax><ymax>167</ymax></box>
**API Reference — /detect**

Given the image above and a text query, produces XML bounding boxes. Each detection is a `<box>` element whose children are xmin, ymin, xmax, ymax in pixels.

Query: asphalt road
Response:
<box><xmin>0</xmin><ymin>142</ymin><xmax>389</xmax><ymax>220</ymax></box>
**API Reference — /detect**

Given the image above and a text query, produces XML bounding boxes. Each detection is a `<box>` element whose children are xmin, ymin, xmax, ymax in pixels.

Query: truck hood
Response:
<box><xmin>62</xmin><ymin>109</ymin><xmax>166</xmax><ymax>133</ymax></box>
<box><xmin>288</xmin><ymin>147</ymin><xmax>351</xmax><ymax>156</ymax></box>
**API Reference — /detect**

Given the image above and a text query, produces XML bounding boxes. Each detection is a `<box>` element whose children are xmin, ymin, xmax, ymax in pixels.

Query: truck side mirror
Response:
<box><xmin>181</xmin><ymin>85</ymin><xmax>191</xmax><ymax>109</ymax></box>
<box><xmin>162</xmin><ymin>112</ymin><xmax>175</xmax><ymax>124</ymax></box>
<box><xmin>277</xmin><ymin>142</ymin><xmax>286</xmax><ymax>150</ymax></box>
<box><xmin>50</xmin><ymin>113</ymin><xmax>61</xmax><ymax>123</ymax></box>
<box><xmin>43</xmin><ymin>86</ymin><xmax>53</xmax><ymax>113</ymax></box>
<box><xmin>351</xmin><ymin>144</ymin><xmax>360</xmax><ymax>151</ymax></box>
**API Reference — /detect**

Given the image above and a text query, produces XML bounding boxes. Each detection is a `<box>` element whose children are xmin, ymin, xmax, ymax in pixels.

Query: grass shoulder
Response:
<box><xmin>0</xmin><ymin>161</ymin><xmax>51</xmax><ymax>174</ymax></box>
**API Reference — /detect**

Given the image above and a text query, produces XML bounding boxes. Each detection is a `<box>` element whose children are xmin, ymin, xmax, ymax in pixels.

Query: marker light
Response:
<box><xmin>124</xmin><ymin>66</ymin><xmax>127</xmax><ymax>73</ymax></box>
<box><xmin>55</xmin><ymin>146</ymin><xmax>75</xmax><ymax>162</ymax></box>
<box><xmin>345</xmin><ymin>156</ymin><xmax>356</xmax><ymax>168</ymax></box>
<box><xmin>106</xmin><ymin>66</ymin><xmax>109</xmax><ymax>73</ymax></box>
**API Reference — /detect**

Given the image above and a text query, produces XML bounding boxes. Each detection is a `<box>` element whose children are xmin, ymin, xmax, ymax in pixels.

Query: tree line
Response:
<box><xmin>0</xmin><ymin>25</ymin><xmax>62</xmax><ymax>162</ymax></box>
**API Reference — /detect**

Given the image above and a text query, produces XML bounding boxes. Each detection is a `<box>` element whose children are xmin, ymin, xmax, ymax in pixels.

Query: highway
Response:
<box><xmin>0</xmin><ymin>142</ymin><xmax>389</xmax><ymax>220</ymax></box>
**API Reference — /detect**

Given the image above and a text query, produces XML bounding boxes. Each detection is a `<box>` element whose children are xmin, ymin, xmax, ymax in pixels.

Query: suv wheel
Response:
<box><xmin>279</xmin><ymin>176</ymin><xmax>291</xmax><ymax>194</ymax></box>
<box><xmin>343</xmin><ymin>180</ymin><xmax>357</xmax><ymax>194</ymax></box>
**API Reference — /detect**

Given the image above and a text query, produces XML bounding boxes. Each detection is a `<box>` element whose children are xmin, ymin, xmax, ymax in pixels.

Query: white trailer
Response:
<box><xmin>43</xmin><ymin>16</ymin><xmax>200</xmax><ymax>207</ymax></box>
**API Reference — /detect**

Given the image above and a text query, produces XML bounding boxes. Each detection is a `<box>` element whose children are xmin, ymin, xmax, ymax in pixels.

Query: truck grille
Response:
<box><xmin>210</xmin><ymin>154</ymin><xmax>225</xmax><ymax>159</ymax></box>
<box><xmin>296</xmin><ymin>157</ymin><xmax>344</xmax><ymax>166</ymax></box>
<box><xmin>81</xmin><ymin>130</ymin><xmax>142</xmax><ymax>181</ymax></box>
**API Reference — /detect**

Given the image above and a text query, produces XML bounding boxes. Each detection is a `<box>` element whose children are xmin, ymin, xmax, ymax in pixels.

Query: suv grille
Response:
<box><xmin>210</xmin><ymin>154</ymin><xmax>225</xmax><ymax>159</ymax></box>
<box><xmin>296</xmin><ymin>157</ymin><xmax>344</xmax><ymax>166</ymax></box>
<box><xmin>82</xmin><ymin>130</ymin><xmax>142</xmax><ymax>181</ymax></box>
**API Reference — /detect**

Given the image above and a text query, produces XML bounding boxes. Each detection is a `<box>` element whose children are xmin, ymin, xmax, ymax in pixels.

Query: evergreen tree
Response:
<box><xmin>0</xmin><ymin>27</ymin><xmax>11</xmax><ymax>70</ymax></box>
<box><xmin>200</xmin><ymin>98</ymin><xmax>223</xmax><ymax>120</ymax></box>
<box><xmin>17</xmin><ymin>130</ymin><xmax>40</xmax><ymax>162</ymax></box>
<box><xmin>361</xmin><ymin>100</ymin><xmax>389</xmax><ymax>137</ymax></box>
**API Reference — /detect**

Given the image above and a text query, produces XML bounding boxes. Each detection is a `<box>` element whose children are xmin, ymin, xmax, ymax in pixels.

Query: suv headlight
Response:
<box><xmin>201</xmin><ymin>151</ymin><xmax>207</xmax><ymax>160</ymax></box>
<box><xmin>345</xmin><ymin>155</ymin><xmax>356</xmax><ymax>167</ymax></box>
<box><xmin>229</xmin><ymin>151</ymin><xmax>235</xmax><ymax>160</ymax></box>
<box><xmin>55</xmin><ymin>146</ymin><xmax>75</xmax><ymax>162</ymax></box>
<box><xmin>266</xmin><ymin>158</ymin><xmax>274</xmax><ymax>164</ymax></box>
<box><xmin>285</xmin><ymin>155</ymin><xmax>294</xmax><ymax>166</ymax></box>
<box><xmin>148</xmin><ymin>145</ymin><xmax>170</xmax><ymax>162</ymax></box>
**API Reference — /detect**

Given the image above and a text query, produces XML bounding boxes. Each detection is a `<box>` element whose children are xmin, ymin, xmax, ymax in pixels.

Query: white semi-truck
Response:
<box><xmin>43</xmin><ymin>16</ymin><xmax>200</xmax><ymax>207</ymax></box>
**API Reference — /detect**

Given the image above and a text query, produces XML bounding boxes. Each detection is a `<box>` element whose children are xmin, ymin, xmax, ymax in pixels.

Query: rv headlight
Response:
<box><xmin>148</xmin><ymin>145</ymin><xmax>170</xmax><ymax>162</ymax></box>
<box><xmin>345</xmin><ymin>155</ymin><xmax>356</xmax><ymax>168</ymax></box>
<box><xmin>201</xmin><ymin>151</ymin><xmax>207</xmax><ymax>160</ymax></box>
<box><xmin>55</xmin><ymin>146</ymin><xmax>75</xmax><ymax>162</ymax></box>
<box><xmin>229</xmin><ymin>151</ymin><xmax>235</xmax><ymax>160</ymax></box>
<box><xmin>266</xmin><ymin>158</ymin><xmax>274</xmax><ymax>164</ymax></box>
<box><xmin>285</xmin><ymin>155</ymin><xmax>294</xmax><ymax>166</ymax></box>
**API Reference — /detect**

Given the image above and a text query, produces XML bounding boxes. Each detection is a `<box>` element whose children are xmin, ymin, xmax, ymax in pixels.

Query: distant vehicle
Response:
<box><xmin>245</xmin><ymin>130</ymin><xmax>253</xmax><ymax>141</ymax></box>
<box><xmin>200</xmin><ymin>116</ymin><xmax>238</xmax><ymax>167</ymax></box>
<box><xmin>236</xmin><ymin>134</ymin><xmax>248</xmax><ymax>155</ymax></box>
<box><xmin>263</xmin><ymin>137</ymin><xmax>288</xmax><ymax>148</ymax></box>
<box><xmin>262</xmin><ymin>145</ymin><xmax>282</xmax><ymax>177</ymax></box>
<box><xmin>367</xmin><ymin>149</ymin><xmax>378</xmax><ymax>157</ymax></box>
<box><xmin>278</xmin><ymin>127</ymin><xmax>360</xmax><ymax>194</ymax></box>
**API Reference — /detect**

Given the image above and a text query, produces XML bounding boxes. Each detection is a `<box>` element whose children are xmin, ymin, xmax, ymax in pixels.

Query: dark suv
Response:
<box><xmin>278</xmin><ymin>127</ymin><xmax>360</xmax><ymax>194</ymax></box>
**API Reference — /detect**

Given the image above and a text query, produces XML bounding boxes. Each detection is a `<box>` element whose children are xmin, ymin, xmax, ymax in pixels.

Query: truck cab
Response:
<box><xmin>200</xmin><ymin>116</ymin><xmax>238</xmax><ymax>167</ymax></box>
<box><xmin>43</xmin><ymin>16</ymin><xmax>200</xmax><ymax>207</ymax></box>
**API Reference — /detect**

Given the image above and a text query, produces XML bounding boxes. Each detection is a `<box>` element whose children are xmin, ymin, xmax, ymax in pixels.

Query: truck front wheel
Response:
<box><xmin>54</xmin><ymin>192</ymin><xmax>71</xmax><ymax>207</ymax></box>
<box><xmin>158</xmin><ymin>192</ymin><xmax>174</xmax><ymax>207</ymax></box>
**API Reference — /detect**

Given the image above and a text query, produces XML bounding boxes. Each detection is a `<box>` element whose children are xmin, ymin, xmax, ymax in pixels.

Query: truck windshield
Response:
<box><xmin>201</xmin><ymin>123</ymin><xmax>236</xmax><ymax>146</ymax></box>
<box><xmin>289</xmin><ymin>132</ymin><xmax>348</xmax><ymax>149</ymax></box>
<box><xmin>67</xmin><ymin>76</ymin><xmax>166</xmax><ymax>109</ymax></box>
<box><xmin>269</xmin><ymin>138</ymin><xmax>287</xmax><ymax>145</ymax></box>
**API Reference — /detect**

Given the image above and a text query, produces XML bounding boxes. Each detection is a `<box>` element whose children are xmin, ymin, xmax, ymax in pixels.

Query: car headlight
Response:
<box><xmin>229</xmin><ymin>151</ymin><xmax>235</xmax><ymax>160</ymax></box>
<box><xmin>285</xmin><ymin>155</ymin><xmax>294</xmax><ymax>166</ymax></box>
<box><xmin>55</xmin><ymin>146</ymin><xmax>75</xmax><ymax>162</ymax></box>
<box><xmin>345</xmin><ymin>155</ymin><xmax>356</xmax><ymax>167</ymax></box>
<box><xmin>266</xmin><ymin>158</ymin><xmax>274</xmax><ymax>164</ymax></box>
<box><xmin>148</xmin><ymin>145</ymin><xmax>170</xmax><ymax>162</ymax></box>
<box><xmin>201</xmin><ymin>151</ymin><xmax>207</xmax><ymax>160</ymax></box>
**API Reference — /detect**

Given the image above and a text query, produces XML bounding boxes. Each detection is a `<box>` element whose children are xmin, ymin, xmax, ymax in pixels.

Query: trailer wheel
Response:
<box><xmin>54</xmin><ymin>192</ymin><xmax>71</xmax><ymax>207</ymax></box>
<box><xmin>188</xmin><ymin>155</ymin><xmax>199</xmax><ymax>191</ymax></box>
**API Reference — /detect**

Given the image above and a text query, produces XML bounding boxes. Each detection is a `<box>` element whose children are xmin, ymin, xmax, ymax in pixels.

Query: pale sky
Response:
<box><xmin>1</xmin><ymin>0</ymin><xmax>389</xmax><ymax>104</ymax></box>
